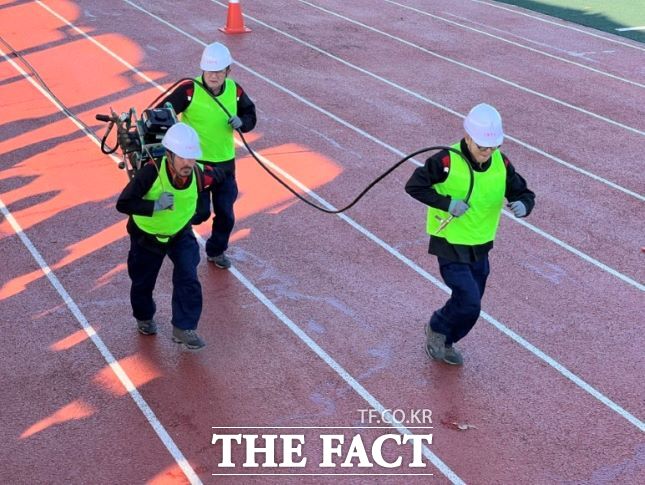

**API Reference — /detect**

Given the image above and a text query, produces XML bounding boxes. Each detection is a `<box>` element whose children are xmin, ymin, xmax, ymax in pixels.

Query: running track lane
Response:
<box><xmin>0</xmin><ymin>22</ymin><xmax>455</xmax><ymax>483</ymax></box>
<box><xmin>2</xmin><ymin>1</ymin><xmax>640</xmax><ymax>482</ymax></box>
<box><xmin>69</xmin><ymin>0</ymin><xmax>645</xmax><ymax>409</ymax></box>
<box><xmin>120</xmin><ymin>0</ymin><xmax>645</xmax><ymax>279</ymax></box>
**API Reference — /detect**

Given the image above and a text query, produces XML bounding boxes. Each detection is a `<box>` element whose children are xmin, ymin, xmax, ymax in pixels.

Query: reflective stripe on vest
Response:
<box><xmin>426</xmin><ymin>143</ymin><xmax>506</xmax><ymax>245</ymax></box>
<box><xmin>182</xmin><ymin>77</ymin><xmax>237</xmax><ymax>163</ymax></box>
<box><xmin>132</xmin><ymin>158</ymin><xmax>199</xmax><ymax>243</ymax></box>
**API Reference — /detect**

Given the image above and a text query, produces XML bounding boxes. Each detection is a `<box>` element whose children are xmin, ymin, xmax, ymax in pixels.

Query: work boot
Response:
<box><xmin>136</xmin><ymin>319</ymin><xmax>157</xmax><ymax>336</ymax></box>
<box><xmin>172</xmin><ymin>327</ymin><xmax>206</xmax><ymax>350</ymax></box>
<box><xmin>424</xmin><ymin>322</ymin><xmax>446</xmax><ymax>361</ymax></box>
<box><xmin>207</xmin><ymin>252</ymin><xmax>231</xmax><ymax>269</ymax></box>
<box><xmin>443</xmin><ymin>346</ymin><xmax>464</xmax><ymax>366</ymax></box>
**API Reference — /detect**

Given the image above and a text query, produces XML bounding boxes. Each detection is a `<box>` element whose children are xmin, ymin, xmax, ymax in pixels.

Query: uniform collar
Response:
<box><xmin>459</xmin><ymin>138</ymin><xmax>492</xmax><ymax>172</ymax></box>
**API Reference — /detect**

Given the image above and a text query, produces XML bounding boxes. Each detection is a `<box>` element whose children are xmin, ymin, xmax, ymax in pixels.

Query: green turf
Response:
<box><xmin>494</xmin><ymin>0</ymin><xmax>644</xmax><ymax>43</ymax></box>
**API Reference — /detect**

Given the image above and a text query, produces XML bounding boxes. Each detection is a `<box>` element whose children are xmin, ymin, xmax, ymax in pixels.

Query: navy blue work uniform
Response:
<box><xmin>116</xmin><ymin>160</ymin><xmax>215</xmax><ymax>330</ymax></box>
<box><xmin>405</xmin><ymin>139</ymin><xmax>535</xmax><ymax>345</ymax></box>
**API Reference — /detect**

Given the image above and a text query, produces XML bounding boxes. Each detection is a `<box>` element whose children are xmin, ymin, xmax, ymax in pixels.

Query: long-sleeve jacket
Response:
<box><xmin>156</xmin><ymin>77</ymin><xmax>256</xmax><ymax>172</ymax></box>
<box><xmin>116</xmin><ymin>160</ymin><xmax>216</xmax><ymax>251</ymax></box>
<box><xmin>405</xmin><ymin>139</ymin><xmax>535</xmax><ymax>263</ymax></box>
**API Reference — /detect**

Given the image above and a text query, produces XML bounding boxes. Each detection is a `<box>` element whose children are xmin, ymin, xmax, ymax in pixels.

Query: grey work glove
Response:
<box><xmin>153</xmin><ymin>192</ymin><xmax>174</xmax><ymax>212</ymax></box>
<box><xmin>228</xmin><ymin>116</ymin><xmax>243</xmax><ymax>130</ymax></box>
<box><xmin>508</xmin><ymin>200</ymin><xmax>527</xmax><ymax>218</ymax></box>
<box><xmin>448</xmin><ymin>199</ymin><xmax>469</xmax><ymax>217</ymax></box>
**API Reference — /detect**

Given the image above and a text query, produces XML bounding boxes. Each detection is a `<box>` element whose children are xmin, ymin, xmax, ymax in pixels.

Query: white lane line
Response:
<box><xmin>444</xmin><ymin>12</ymin><xmax>611</xmax><ymax>63</ymax></box>
<box><xmin>298</xmin><ymin>0</ymin><xmax>643</xmax><ymax>135</ymax></box>
<box><xmin>509</xmin><ymin>213</ymin><xmax>643</xmax><ymax>291</ymax></box>
<box><xmin>383</xmin><ymin>0</ymin><xmax>644</xmax><ymax>86</ymax></box>
<box><xmin>206</xmin><ymin>0</ymin><xmax>645</xmax><ymax>201</ymax></box>
<box><xmin>298</xmin><ymin>0</ymin><xmax>645</xmax><ymax>130</ymax></box>
<box><xmin>31</xmin><ymin>1</ymin><xmax>160</xmax><ymax>87</ymax></box>
<box><xmin>616</xmin><ymin>26</ymin><xmax>645</xmax><ymax>32</ymax></box>
<box><xmin>1</xmin><ymin>33</ymin><xmax>463</xmax><ymax>485</ymax></box>
<box><xmin>33</xmin><ymin>0</ymin><xmax>645</xmax><ymax>431</ymax></box>
<box><xmin>198</xmin><ymin>234</ymin><xmax>464</xmax><ymax>483</ymax></box>
<box><xmin>0</xmin><ymin>47</ymin><xmax>203</xmax><ymax>485</ymax></box>
<box><xmin>469</xmin><ymin>0</ymin><xmax>645</xmax><ymax>51</ymax></box>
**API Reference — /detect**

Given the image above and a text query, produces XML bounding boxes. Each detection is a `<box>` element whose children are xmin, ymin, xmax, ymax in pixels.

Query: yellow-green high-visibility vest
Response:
<box><xmin>132</xmin><ymin>158</ymin><xmax>199</xmax><ymax>243</ymax></box>
<box><xmin>426</xmin><ymin>143</ymin><xmax>506</xmax><ymax>245</ymax></box>
<box><xmin>182</xmin><ymin>77</ymin><xmax>237</xmax><ymax>163</ymax></box>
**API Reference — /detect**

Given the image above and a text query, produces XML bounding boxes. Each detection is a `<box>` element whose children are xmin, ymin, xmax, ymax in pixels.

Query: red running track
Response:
<box><xmin>1</xmin><ymin>0</ymin><xmax>643</xmax><ymax>483</ymax></box>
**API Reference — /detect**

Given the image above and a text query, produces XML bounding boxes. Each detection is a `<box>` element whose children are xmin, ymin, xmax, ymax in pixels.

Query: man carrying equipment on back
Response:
<box><xmin>117</xmin><ymin>123</ymin><xmax>219</xmax><ymax>351</ymax></box>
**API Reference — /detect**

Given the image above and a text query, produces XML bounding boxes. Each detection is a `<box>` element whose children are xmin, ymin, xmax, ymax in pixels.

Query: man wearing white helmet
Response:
<box><xmin>405</xmin><ymin>103</ymin><xmax>535</xmax><ymax>365</ymax></box>
<box><xmin>156</xmin><ymin>41</ymin><xmax>257</xmax><ymax>270</ymax></box>
<box><xmin>116</xmin><ymin>123</ymin><xmax>221</xmax><ymax>350</ymax></box>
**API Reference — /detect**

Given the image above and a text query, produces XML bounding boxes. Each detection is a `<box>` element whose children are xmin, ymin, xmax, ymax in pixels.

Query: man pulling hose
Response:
<box><xmin>405</xmin><ymin>104</ymin><xmax>535</xmax><ymax>366</ymax></box>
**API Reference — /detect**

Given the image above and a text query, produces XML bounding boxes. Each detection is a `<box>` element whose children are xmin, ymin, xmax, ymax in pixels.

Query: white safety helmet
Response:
<box><xmin>463</xmin><ymin>103</ymin><xmax>504</xmax><ymax>147</ymax></box>
<box><xmin>200</xmin><ymin>42</ymin><xmax>233</xmax><ymax>71</ymax></box>
<box><xmin>162</xmin><ymin>122</ymin><xmax>202</xmax><ymax>159</ymax></box>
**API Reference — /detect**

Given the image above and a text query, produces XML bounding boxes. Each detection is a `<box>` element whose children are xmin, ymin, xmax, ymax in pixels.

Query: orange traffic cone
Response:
<box><xmin>219</xmin><ymin>0</ymin><xmax>251</xmax><ymax>34</ymax></box>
